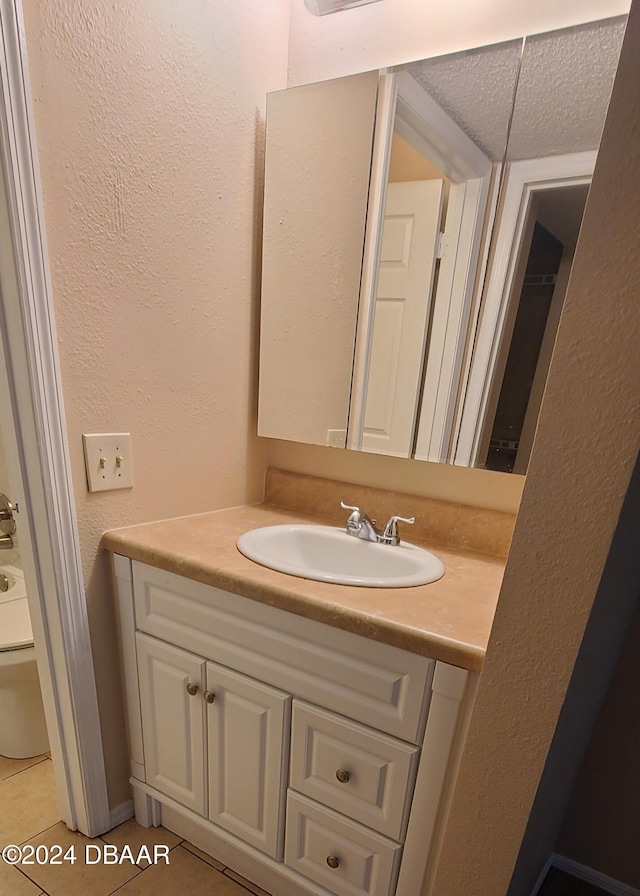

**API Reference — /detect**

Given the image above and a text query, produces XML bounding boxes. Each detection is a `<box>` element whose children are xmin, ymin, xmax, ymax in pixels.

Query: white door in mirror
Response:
<box><xmin>236</xmin><ymin>525</ymin><xmax>444</xmax><ymax>588</ymax></box>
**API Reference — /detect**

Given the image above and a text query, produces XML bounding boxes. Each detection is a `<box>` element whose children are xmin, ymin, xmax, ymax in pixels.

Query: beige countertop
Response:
<box><xmin>102</xmin><ymin>502</ymin><xmax>506</xmax><ymax>672</ymax></box>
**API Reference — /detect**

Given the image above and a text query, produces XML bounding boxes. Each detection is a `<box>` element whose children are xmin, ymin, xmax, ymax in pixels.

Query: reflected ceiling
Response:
<box><xmin>402</xmin><ymin>42</ymin><xmax>522</xmax><ymax>160</ymax></box>
<box><xmin>507</xmin><ymin>17</ymin><xmax>627</xmax><ymax>159</ymax></box>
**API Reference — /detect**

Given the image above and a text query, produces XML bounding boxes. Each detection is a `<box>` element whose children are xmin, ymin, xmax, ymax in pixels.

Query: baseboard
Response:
<box><xmin>532</xmin><ymin>855</ymin><xmax>554</xmax><ymax>895</ymax></box>
<box><xmin>551</xmin><ymin>854</ymin><xmax>640</xmax><ymax>896</ymax></box>
<box><xmin>109</xmin><ymin>798</ymin><xmax>134</xmax><ymax>830</ymax></box>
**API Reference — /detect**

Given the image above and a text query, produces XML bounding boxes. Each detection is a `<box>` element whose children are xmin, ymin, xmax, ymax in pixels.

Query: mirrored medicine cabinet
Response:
<box><xmin>258</xmin><ymin>16</ymin><xmax>626</xmax><ymax>473</ymax></box>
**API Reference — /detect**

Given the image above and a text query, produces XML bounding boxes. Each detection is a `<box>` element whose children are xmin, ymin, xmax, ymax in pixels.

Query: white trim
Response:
<box><xmin>348</xmin><ymin>70</ymin><xmax>396</xmax><ymax>450</ymax></box>
<box><xmin>393</xmin><ymin>71</ymin><xmax>491</xmax><ymax>182</ymax></box>
<box><xmin>414</xmin><ymin>172</ymin><xmax>491</xmax><ymax>463</ymax></box>
<box><xmin>109</xmin><ymin>799</ymin><xmax>135</xmax><ymax>830</ymax></box>
<box><xmin>394</xmin><ymin>664</ymin><xmax>473</xmax><ymax>896</ymax></box>
<box><xmin>449</xmin><ymin>162</ymin><xmax>502</xmax><ymax>456</ymax></box>
<box><xmin>133</xmin><ymin>786</ymin><xmax>163</xmax><ymax>828</ymax></box>
<box><xmin>0</xmin><ymin>0</ymin><xmax>110</xmax><ymax>835</ymax></box>
<box><xmin>531</xmin><ymin>855</ymin><xmax>554</xmax><ymax>896</ymax></box>
<box><xmin>455</xmin><ymin>150</ymin><xmax>597</xmax><ymax>467</ymax></box>
<box><xmin>392</xmin><ymin>72</ymin><xmax>493</xmax><ymax>464</ymax></box>
<box><xmin>551</xmin><ymin>854</ymin><xmax>640</xmax><ymax>896</ymax></box>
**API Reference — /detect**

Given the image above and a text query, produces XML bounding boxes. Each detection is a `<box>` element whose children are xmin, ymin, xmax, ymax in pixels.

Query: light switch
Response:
<box><xmin>83</xmin><ymin>433</ymin><xmax>133</xmax><ymax>492</ymax></box>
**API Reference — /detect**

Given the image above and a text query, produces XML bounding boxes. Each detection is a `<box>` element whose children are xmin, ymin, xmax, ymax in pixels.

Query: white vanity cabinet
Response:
<box><xmin>136</xmin><ymin>633</ymin><xmax>290</xmax><ymax>858</ymax></box>
<box><xmin>112</xmin><ymin>555</ymin><xmax>474</xmax><ymax>896</ymax></box>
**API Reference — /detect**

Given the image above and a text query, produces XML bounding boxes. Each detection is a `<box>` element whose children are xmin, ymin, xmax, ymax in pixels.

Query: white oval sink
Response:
<box><xmin>237</xmin><ymin>525</ymin><xmax>444</xmax><ymax>588</ymax></box>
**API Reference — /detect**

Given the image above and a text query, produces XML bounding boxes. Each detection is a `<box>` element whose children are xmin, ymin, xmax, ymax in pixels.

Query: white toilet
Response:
<box><xmin>0</xmin><ymin>566</ymin><xmax>49</xmax><ymax>758</ymax></box>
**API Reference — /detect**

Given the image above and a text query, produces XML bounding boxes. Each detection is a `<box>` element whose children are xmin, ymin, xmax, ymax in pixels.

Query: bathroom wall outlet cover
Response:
<box><xmin>83</xmin><ymin>433</ymin><xmax>133</xmax><ymax>492</ymax></box>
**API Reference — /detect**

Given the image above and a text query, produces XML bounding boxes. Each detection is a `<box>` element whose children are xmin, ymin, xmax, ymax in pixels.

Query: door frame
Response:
<box><xmin>455</xmin><ymin>150</ymin><xmax>597</xmax><ymax>468</ymax></box>
<box><xmin>393</xmin><ymin>72</ymin><xmax>493</xmax><ymax>465</ymax></box>
<box><xmin>0</xmin><ymin>0</ymin><xmax>110</xmax><ymax>835</ymax></box>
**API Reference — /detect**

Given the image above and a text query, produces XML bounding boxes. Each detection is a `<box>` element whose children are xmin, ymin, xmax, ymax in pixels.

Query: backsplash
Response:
<box><xmin>264</xmin><ymin>468</ymin><xmax>516</xmax><ymax>560</ymax></box>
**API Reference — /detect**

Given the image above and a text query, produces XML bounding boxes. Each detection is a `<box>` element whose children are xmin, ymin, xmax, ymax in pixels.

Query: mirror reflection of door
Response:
<box><xmin>361</xmin><ymin>173</ymin><xmax>444</xmax><ymax>456</ymax></box>
<box><xmin>352</xmin><ymin>67</ymin><xmax>497</xmax><ymax>459</ymax></box>
<box><xmin>481</xmin><ymin>184</ymin><xmax>589</xmax><ymax>472</ymax></box>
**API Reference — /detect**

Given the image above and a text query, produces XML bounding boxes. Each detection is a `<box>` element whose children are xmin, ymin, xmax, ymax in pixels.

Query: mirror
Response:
<box><xmin>456</xmin><ymin>17</ymin><xmax>627</xmax><ymax>472</ymax></box>
<box><xmin>353</xmin><ymin>42</ymin><xmax>522</xmax><ymax>460</ymax></box>
<box><xmin>258</xmin><ymin>17</ymin><xmax>626</xmax><ymax>471</ymax></box>
<box><xmin>259</xmin><ymin>70</ymin><xmax>379</xmax><ymax>447</ymax></box>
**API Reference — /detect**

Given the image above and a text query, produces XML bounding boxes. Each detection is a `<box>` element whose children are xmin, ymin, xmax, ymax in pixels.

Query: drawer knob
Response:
<box><xmin>186</xmin><ymin>682</ymin><xmax>199</xmax><ymax>696</ymax></box>
<box><xmin>204</xmin><ymin>690</ymin><xmax>216</xmax><ymax>704</ymax></box>
<box><xmin>335</xmin><ymin>768</ymin><xmax>350</xmax><ymax>784</ymax></box>
<box><xmin>326</xmin><ymin>856</ymin><xmax>340</xmax><ymax>869</ymax></box>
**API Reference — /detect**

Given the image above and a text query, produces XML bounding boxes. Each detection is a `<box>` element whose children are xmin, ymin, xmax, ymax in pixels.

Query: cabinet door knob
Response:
<box><xmin>326</xmin><ymin>856</ymin><xmax>340</xmax><ymax>869</ymax></box>
<box><xmin>204</xmin><ymin>690</ymin><xmax>216</xmax><ymax>704</ymax></box>
<box><xmin>335</xmin><ymin>768</ymin><xmax>350</xmax><ymax>784</ymax></box>
<box><xmin>186</xmin><ymin>682</ymin><xmax>199</xmax><ymax>696</ymax></box>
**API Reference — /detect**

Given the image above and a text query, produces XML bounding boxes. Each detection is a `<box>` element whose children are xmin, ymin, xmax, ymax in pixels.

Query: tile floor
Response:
<box><xmin>0</xmin><ymin>753</ymin><xmax>270</xmax><ymax>896</ymax></box>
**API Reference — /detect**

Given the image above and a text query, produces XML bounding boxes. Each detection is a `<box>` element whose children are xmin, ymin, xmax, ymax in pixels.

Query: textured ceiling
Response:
<box><xmin>507</xmin><ymin>17</ymin><xmax>627</xmax><ymax>160</ymax></box>
<box><xmin>400</xmin><ymin>16</ymin><xmax>626</xmax><ymax>165</ymax></box>
<box><xmin>402</xmin><ymin>41</ymin><xmax>522</xmax><ymax>162</ymax></box>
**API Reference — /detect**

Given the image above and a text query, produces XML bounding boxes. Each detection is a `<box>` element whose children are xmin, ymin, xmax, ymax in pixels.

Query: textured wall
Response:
<box><xmin>557</xmin><ymin>594</ymin><xmax>640</xmax><ymax>887</ymax></box>
<box><xmin>511</xmin><ymin>456</ymin><xmax>640</xmax><ymax>893</ymax></box>
<box><xmin>22</xmin><ymin>0</ymin><xmax>289</xmax><ymax>807</ymax></box>
<box><xmin>428</xmin><ymin>5</ymin><xmax>640</xmax><ymax>894</ymax></box>
<box><xmin>287</xmin><ymin>0</ymin><xmax>630</xmax><ymax>85</ymax></box>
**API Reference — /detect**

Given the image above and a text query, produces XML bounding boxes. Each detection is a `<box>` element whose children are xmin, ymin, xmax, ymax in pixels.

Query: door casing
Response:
<box><xmin>0</xmin><ymin>0</ymin><xmax>111</xmax><ymax>836</ymax></box>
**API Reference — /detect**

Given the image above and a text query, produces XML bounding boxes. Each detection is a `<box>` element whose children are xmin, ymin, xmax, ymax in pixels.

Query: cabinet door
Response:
<box><xmin>136</xmin><ymin>633</ymin><xmax>206</xmax><ymax>814</ymax></box>
<box><xmin>206</xmin><ymin>661</ymin><xmax>290</xmax><ymax>859</ymax></box>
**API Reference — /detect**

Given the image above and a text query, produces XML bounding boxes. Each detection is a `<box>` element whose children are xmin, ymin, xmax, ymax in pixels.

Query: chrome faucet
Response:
<box><xmin>379</xmin><ymin>514</ymin><xmax>416</xmax><ymax>546</ymax></box>
<box><xmin>340</xmin><ymin>502</ymin><xmax>415</xmax><ymax>546</ymax></box>
<box><xmin>341</xmin><ymin>502</ymin><xmax>380</xmax><ymax>542</ymax></box>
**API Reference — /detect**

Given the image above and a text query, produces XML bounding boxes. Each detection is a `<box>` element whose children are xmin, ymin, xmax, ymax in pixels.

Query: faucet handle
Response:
<box><xmin>340</xmin><ymin>501</ymin><xmax>361</xmax><ymax>518</ymax></box>
<box><xmin>340</xmin><ymin>501</ymin><xmax>377</xmax><ymax>529</ymax></box>
<box><xmin>340</xmin><ymin>501</ymin><xmax>376</xmax><ymax>522</ymax></box>
<box><xmin>381</xmin><ymin>515</ymin><xmax>415</xmax><ymax>546</ymax></box>
<box><xmin>341</xmin><ymin>502</ymin><xmax>363</xmax><ymax>527</ymax></box>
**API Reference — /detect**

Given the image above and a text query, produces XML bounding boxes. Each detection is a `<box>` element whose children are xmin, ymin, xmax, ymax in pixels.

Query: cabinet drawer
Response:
<box><xmin>285</xmin><ymin>792</ymin><xmax>401</xmax><ymax>896</ymax></box>
<box><xmin>133</xmin><ymin>561</ymin><xmax>433</xmax><ymax>742</ymax></box>
<box><xmin>290</xmin><ymin>701</ymin><xmax>418</xmax><ymax>840</ymax></box>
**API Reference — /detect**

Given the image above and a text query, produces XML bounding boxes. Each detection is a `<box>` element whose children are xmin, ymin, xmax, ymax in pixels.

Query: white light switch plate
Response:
<box><xmin>83</xmin><ymin>433</ymin><xmax>133</xmax><ymax>492</ymax></box>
